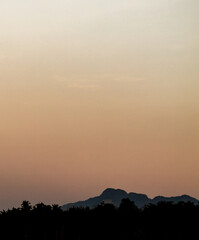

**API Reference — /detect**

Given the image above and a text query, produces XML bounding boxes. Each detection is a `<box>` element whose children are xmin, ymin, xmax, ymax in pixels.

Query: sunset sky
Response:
<box><xmin>0</xmin><ymin>0</ymin><xmax>199</xmax><ymax>210</ymax></box>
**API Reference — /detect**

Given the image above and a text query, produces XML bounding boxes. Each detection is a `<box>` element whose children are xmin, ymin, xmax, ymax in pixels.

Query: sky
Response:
<box><xmin>0</xmin><ymin>0</ymin><xmax>199</xmax><ymax>210</ymax></box>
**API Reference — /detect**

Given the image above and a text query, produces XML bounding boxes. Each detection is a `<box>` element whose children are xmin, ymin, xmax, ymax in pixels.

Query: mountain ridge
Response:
<box><xmin>62</xmin><ymin>188</ymin><xmax>199</xmax><ymax>210</ymax></box>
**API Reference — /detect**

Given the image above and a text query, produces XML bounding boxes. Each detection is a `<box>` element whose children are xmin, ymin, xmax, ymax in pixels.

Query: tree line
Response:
<box><xmin>0</xmin><ymin>198</ymin><xmax>199</xmax><ymax>240</ymax></box>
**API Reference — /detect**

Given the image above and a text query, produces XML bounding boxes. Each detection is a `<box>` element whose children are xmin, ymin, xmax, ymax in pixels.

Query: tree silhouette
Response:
<box><xmin>0</xmin><ymin>199</ymin><xmax>199</xmax><ymax>240</ymax></box>
<box><xmin>21</xmin><ymin>201</ymin><xmax>32</xmax><ymax>212</ymax></box>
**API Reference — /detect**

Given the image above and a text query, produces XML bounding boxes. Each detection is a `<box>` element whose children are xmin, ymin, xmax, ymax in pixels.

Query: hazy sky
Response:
<box><xmin>0</xmin><ymin>0</ymin><xmax>199</xmax><ymax>210</ymax></box>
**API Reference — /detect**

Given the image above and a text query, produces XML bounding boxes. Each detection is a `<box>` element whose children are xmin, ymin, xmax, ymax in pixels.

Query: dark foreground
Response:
<box><xmin>1</xmin><ymin>199</ymin><xmax>199</xmax><ymax>240</ymax></box>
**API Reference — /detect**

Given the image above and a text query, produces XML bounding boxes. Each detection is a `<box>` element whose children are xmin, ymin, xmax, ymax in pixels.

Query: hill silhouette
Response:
<box><xmin>62</xmin><ymin>188</ymin><xmax>198</xmax><ymax>210</ymax></box>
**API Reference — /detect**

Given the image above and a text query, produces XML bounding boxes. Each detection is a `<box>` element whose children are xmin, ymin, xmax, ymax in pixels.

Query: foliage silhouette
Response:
<box><xmin>0</xmin><ymin>199</ymin><xmax>199</xmax><ymax>239</ymax></box>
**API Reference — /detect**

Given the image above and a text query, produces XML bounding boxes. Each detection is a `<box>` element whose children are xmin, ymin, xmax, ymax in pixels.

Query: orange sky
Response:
<box><xmin>0</xmin><ymin>0</ymin><xmax>199</xmax><ymax>210</ymax></box>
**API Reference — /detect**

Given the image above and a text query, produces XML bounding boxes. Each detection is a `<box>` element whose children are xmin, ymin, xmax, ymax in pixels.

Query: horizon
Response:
<box><xmin>1</xmin><ymin>187</ymin><xmax>199</xmax><ymax>211</ymax></box>
<box><xmin>1</xmin><ymin>0</ymin><xmax>199</xmax><ymax>210</ymax></box>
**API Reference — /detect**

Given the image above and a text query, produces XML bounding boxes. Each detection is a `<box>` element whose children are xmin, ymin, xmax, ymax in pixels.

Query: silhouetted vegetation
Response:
<box><xmin>0</xmin><ymin>199</ymin><xmax>199</xmax><ymax>239</ymax></box>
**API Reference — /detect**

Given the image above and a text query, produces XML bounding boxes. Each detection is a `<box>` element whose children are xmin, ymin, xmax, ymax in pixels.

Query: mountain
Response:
<box><xmin>62</xmin><ymin>188</ymin><xmax>199</xmax><ymax>210</ymax></box>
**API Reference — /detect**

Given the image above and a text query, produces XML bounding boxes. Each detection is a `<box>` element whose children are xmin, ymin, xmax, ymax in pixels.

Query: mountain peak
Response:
<box><xmin>101</xmin><ymin>188</ymin><xmax>127</xmax><ymax>198</ymax></box>
<box><xmin>62</xmin><ymin>188</ymin><xmax>199</xmax><ymax>210</ymax></box>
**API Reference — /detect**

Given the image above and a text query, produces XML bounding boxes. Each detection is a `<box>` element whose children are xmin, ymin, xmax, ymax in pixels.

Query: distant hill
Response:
<box><xmin>62</xmin><ymin>188</ymin><xmax>199</xmax><ymax>210</ymax></box>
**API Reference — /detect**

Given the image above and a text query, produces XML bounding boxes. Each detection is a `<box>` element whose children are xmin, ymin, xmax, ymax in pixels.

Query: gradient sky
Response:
<box><xmin>0</xmin><ymin>0</ymin><xmax>199</xmax><ymax>210</ymax></box>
